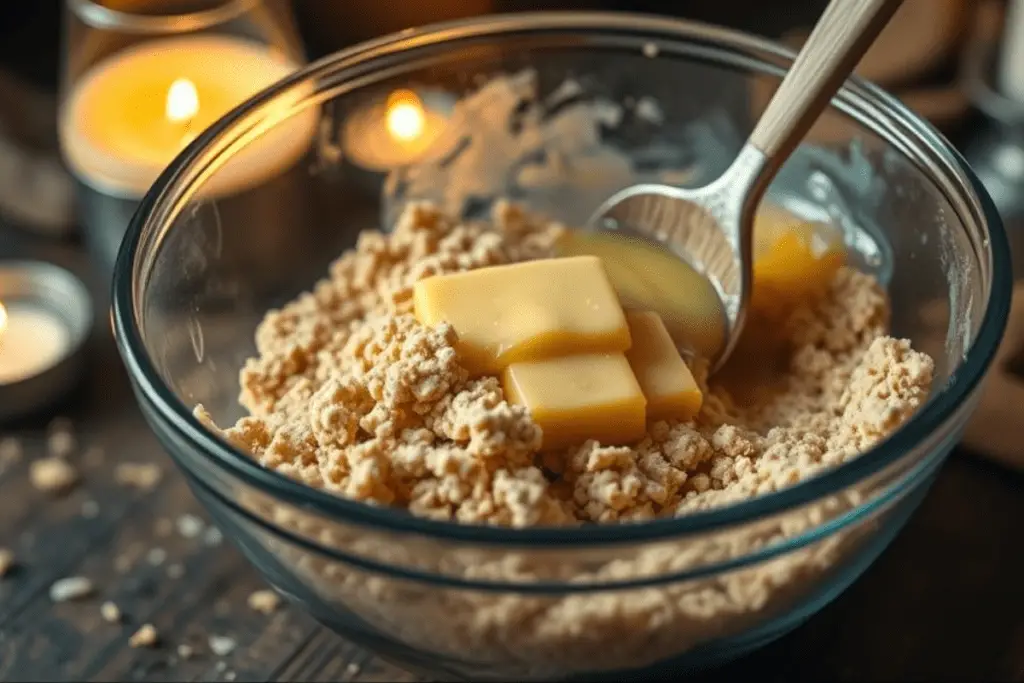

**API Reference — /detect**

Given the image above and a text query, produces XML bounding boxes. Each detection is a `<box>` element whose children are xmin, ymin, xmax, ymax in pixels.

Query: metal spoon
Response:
<box><xmin>587</xmin><ymin>0</ymin><xmax>903</xmax><ymax>370</ymax></box>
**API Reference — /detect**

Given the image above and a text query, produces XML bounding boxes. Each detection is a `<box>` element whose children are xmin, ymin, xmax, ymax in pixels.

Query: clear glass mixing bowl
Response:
<box><xmin>111</xmin><ymin>12</ymin><xmax>1012</xmax><ymax>681</ymax></box>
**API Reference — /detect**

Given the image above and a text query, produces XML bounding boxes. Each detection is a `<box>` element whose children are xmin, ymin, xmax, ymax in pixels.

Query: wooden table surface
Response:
<box><xmin>2</xmin><ymin>240</ymin><xmax>1024</xmax><ymax>682</ymax></box>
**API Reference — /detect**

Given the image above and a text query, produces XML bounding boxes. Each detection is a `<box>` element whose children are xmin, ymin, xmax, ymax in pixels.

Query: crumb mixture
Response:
<box><xmin>196</xmin><ymin>201</ymin><xmax>934</xmax><ymax>526</ymax></box>
<box><xmin>186</xmin><ymin>201</ymin><xmax>939</xmax><ymax>676</ymax></box>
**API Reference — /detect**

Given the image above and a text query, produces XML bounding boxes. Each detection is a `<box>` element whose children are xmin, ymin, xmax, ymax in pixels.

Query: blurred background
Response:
<box><xmin>0</xmin><ymin>0</ymin><xmax>1002</xmax><ymax>242</ymax></box>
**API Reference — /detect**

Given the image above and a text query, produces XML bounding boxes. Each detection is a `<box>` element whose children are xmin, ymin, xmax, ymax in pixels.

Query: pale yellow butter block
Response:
<box><xmin>413</xmin><ymin>256</ymin><xmax>631</xmax><ymax>376</ymax></box>
<box><xmin>624</xmin><ymin>311</ymin><xmax>703</xmax><ymax>422</ymax></box>
<box><xmin>502</xmin><ymin>353</ymin><xmax>647</xmax><ymax>451</ymax></box>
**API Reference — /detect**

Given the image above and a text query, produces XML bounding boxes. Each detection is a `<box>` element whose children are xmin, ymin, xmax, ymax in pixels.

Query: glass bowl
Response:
<box><xmin>111</xmin><ymin>12</ymin><xmax>1011</xmax><ymax>681</ymax></box>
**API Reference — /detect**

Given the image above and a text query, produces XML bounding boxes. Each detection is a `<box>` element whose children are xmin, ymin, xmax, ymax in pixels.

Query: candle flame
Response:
<box><xmin>166</xmin><ymin>78</ymin><xmax>200</xmax><ymax>123</ymax></box>
<box><xmin>385</xmin><ymin>90</ymin><xmax>425</xmax><ymax>142</ymax></box>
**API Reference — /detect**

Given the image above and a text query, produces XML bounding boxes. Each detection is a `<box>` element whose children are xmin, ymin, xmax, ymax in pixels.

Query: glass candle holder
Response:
<box><xmin>58</xmin><ymin>0</ymin><xmax>315</xmax><ymax>273</ymax></box>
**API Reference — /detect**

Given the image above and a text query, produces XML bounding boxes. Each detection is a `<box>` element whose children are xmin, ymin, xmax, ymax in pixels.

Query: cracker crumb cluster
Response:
<box><xmin>198</xmin><ymin>202</ymin><xmax>934</xmax><ymax>526</ymax></box>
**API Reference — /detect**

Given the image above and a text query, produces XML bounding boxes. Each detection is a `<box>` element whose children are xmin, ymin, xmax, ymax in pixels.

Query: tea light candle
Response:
<box><xmin>0</xmin><ymin>302</ymin><xmax>72</xmax><ymax>385</ymax></box>
<box><xmin>342</xmin><ymin>88</ymin><xmax>454</xmax><ymax>172</ymax></box>
<box><xmin>0</xmin><ymin>261</ymin><xmax>92</xmax><ymax>422</ymax></box>
<box><xmin>60</xmin><ymin>34</ymin><xmax>317</xmax><ymax>199</ymax></box>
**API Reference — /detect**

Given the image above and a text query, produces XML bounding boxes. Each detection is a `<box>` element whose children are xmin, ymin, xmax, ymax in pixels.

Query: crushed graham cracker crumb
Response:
<box><xmin>199</xmin><ymin>201</ymin><xmax>933</xmax><ymax>527</ymax></box>
<box><xmin>114</xmin><ymin>462</ymin><xmax>163</xmax><ymax>490</ymax></box>
<box><xmin>130</xmin><ymin>624</ymin><xmax>159</xmax><ymax>648</ymax></box>
<box><xmin>146</xmin><ymin>547</ymin><xmax>167</xmax><ymax>566</ymax></box>
<box><xmin>30</xmin><ymin>457</ymin><xmax>79</xmax><ymax>495</ymax></box>
<box><xmin>208</xmin><ymin>635</ymin><xmax>236</xmax><ymax>656</ymax></box>
<box><xmin>176</xmin><ymin>514</ymin><xmax>204</xmax><ymax>539</ymax></box>
<box><xmin>100</xmin><ymin>601</ymin><xmax>122</xmax><ymax>623</ymax></box>
<box><xmin>194</xmin><ymin>201</ymin><xmax>937</xmax><ymax>674</ymax></box>
<box><xmin>49</xmin><ymin>576</ymin><xmax>94</xmax><ymax>602</ymax></box>
<box><xmin>247</xmin><ymin>589</ymin><xmax>281</xmax><ymax>615</ymax></box>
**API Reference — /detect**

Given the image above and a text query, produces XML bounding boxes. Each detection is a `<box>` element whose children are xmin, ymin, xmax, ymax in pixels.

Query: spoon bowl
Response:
<box><xmin>587</xmin><ymin>0</ymin><xmax>903</xmax><ymax>369</ymax></box>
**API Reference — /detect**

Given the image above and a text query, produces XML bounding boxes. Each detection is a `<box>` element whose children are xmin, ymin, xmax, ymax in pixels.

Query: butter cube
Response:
<box><xmin>413</xmin><ymin>256</ymin><xmax>631</xmax><ymax>376</ymax></box>
<box><xmin>502</xmin><ymin>353</ymin><xmax>647</xmax><ymax>451</ymax></box>
<box><xmin>624</xmin><ymin>311</ymin><xmax>703</xmax><ymax>422</ymax></box>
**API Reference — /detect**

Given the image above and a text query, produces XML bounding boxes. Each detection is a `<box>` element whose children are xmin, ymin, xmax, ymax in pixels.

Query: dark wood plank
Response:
<box><xmin>0</xmin><ymin>427</ymin><xmax>171</xmax><ymax>627</ymax></box>
<box><xmin>692</xmin><ymin>453</ymin><xmax>1024</xmax><ymax>683</ymax></box>
<box><xmin>1</xmin><ymin>470</ymin><xmax>320</xmax><ymax>682</ymax></box>
<box><xmin>270</xmin><ymin>629</ymin><xmax>416</xmax><ymax>683</ymax></box>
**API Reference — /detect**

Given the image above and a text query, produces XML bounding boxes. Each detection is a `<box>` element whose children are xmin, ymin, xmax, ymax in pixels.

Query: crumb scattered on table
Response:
<box><xmin>30</xmin><ymin>457</ymin><xmax>79</xmax><ymax>494</ymax></box>
<box><xmin>49</xmin><ymin>576</ymin><xmax>94</xmax><ymax>602</ymax></box>
<box><xmin>130</xmin><ymin>623</ymin><xmax>159</xmax><ymax>648</ymax></box>
<box><xmin>176</xmin><ymin>514</ymin><xmax>205</xmax><ymax>539</ymax></box>
<box><xmin>208</xmin><ymin>635</ymin><xmax>236</xmax><ymax>656</ymax></box>
<box><xmin>247</xmin><ymin>589</ymin><xmax>281</xmax><ymax>615</ymax></box>
<box><xmin>146</xmin><ymin>547</ymin><xmax>167</xmax><ymax>566</ymax></box>
<box><xmin>114</xmin><ymin>462</ymin><xmax>163</xmax><ymax>490</ymax></box>
<box><xmin>202</xmin><ymin>526</ymin><xmax>223</xmax><ymax>547</ymax></box>
<box><xmin>100</xmin><ymin>601</ymin><xmax>121</xmax><ymax>623</ymax></box>
<box><xmin>177</xmin><ymin>643</ymin><xmax>194</xmax><ymax>660</ymax></box>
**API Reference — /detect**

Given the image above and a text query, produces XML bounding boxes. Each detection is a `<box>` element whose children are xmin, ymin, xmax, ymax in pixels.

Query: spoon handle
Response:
<box><xmin>748</xmin><ymin>0</ymin><xmax>903</xmax><ymax>163</ymax></box>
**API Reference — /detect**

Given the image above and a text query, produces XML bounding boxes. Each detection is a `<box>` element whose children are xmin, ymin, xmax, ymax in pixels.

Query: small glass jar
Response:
<box><xmin>57</xmin><ymin>0</ymin><xmax>310</xmax><ymax>272</ymax></box>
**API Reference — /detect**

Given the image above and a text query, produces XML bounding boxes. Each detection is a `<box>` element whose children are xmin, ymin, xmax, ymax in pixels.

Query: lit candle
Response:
<box><xmin>342</xmin><ymin>88</ymin><xmax>453</xmax><ymax>172</ymax></box>
<box><xmin>60</xmin><ymin>34</ymin><xmax>317</xmax><ymax>199</ymax></box>
<box><xmin>0</xmin><ymin>301</ymin><xmax>73</xmax><ymax>385</ymax></box>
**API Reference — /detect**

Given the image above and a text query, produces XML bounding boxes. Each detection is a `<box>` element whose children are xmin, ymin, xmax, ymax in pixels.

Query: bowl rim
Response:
<box><xmin>112</xmin><ymin>10</ymin><xmax>1013</xmax><ymax>547</ymax></box>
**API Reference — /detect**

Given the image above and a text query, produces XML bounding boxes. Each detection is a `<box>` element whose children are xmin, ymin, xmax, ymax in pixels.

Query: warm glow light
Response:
<box><xmin>385</xmin><ymin>89</ymin><xmax>426</xmax><ymax>142</ymax></box>
<box><xmin>0</xmin><ymin>302</ymin><xmax>7</xmax><ymax>346</ymax></box>
<box><xmin>166</xmin><ymin>78</ymin><xmax>200</xmax><ymax>123</ymax></box>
